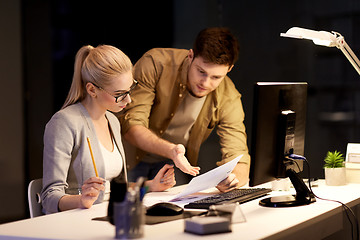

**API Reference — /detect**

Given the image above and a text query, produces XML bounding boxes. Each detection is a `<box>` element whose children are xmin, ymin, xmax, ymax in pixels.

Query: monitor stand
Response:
<box><xmin>259</xmin><ymin>168</ymin><xmax>316</xmax><ymax>207</ymax></box>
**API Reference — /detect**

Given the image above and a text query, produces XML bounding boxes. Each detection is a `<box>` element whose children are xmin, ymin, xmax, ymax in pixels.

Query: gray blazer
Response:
<box><xmin>41</xmin><ymin>103</ymin><xmax>127</xmax><ymax>214</ymax></box>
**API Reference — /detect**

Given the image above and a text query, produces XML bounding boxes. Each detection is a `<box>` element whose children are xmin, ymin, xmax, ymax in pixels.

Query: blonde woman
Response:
<box><xmin>41</xmin><ymin>45</ymin><xmax>175</xmax><ymax>214</ymax></box>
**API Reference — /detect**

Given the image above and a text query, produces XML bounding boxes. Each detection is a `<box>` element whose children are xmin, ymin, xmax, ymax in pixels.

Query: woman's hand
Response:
<box><xmin>79</xmin><ymin>177</ymin><xmax>105</xmax><ymax>208</ymax></box>
<box><xmin>146</xmin><ymin>164</ymin><xmax>176</xmax><ymax>192</ymax></box>
<box><xmin>171</xmin><ymin>144</ymin><xmax>200</xmax><ymax>176</ymax></box>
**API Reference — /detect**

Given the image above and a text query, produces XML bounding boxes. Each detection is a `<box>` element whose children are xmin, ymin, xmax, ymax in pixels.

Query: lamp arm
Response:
<box><xmin>333</xmin><ymin>32</ymin><xmax>360</xmax><ymax>75</ymax></box>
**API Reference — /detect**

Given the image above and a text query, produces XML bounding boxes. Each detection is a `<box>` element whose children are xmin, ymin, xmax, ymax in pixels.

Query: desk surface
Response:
<box><xmin>1</xmin><ymin>180</ymin><xmax>360</xmax><ymax>240</ymax></box>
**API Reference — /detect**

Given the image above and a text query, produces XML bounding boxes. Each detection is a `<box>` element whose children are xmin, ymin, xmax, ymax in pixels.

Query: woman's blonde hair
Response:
<box><xmin>62</xmin><ymin>45</ymin><xmax>132</xmax><ymax>109</ymax></box>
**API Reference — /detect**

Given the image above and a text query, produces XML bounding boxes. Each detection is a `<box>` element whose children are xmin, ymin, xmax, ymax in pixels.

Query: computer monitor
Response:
<box><xmin>249</xmin><ymin>82</ymin><xmax>315</xmax><ymax>207</ymax></box>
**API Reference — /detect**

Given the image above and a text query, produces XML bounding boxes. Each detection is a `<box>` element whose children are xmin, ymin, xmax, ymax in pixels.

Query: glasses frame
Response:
<box><xmin>91</xmin><ymin>79</ymin><xmax>138</xmax><ymax>103</ymax></box>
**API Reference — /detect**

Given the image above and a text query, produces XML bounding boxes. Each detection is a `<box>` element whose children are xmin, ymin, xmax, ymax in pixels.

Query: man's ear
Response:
<box><xmin>188</xmin><ymin>49</ymin><xmax>194</xmax><ymax>61</ymax></box>
<box><xmin>228</xmin><ymin>65</ymin><xmax>234</xmax><ymax>72</ymax></box>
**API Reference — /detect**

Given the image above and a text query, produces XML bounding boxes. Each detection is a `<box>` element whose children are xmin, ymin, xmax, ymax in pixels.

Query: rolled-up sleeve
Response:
<box><xmin>119</xmin><ymin>51</ymin><xmax>160</xmax><ymax>134</ymax></box>
<box><xmin>216</xmin><ymin>93</ymin><xmax>251</xmax><ymax>167</ymax></box>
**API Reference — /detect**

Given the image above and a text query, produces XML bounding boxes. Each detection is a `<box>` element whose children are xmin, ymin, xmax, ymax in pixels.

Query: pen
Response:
<box><xmin>140</xmin><ymin>186</ymin><xmax>149</xmax><ymax>201</ymax></box>
<box><xmin>87</xmin><ymin>137</ymin><xmax>99</xmax><ymax>177</ymax></box>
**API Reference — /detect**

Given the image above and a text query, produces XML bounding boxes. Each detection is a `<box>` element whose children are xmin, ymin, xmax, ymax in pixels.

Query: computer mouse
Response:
<box><xmin>146</xmin><ymin>202</ymin><xmax>184</xmax><ymax>216</ymax></box>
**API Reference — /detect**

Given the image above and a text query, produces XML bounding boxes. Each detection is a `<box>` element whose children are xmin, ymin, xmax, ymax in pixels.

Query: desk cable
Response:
<box><xmin>289</xmin><ymin>154</ymin><xmax>359</xmax><ymax>240</ymax></box>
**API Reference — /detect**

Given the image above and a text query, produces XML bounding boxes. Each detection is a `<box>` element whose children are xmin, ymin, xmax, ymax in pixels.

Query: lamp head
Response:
<box><xmin>281</xmin><ymin>27</ymin><xmax>360</xmax><ymax>75</ymax></box>
<box><xmin>281</xmin><ymin>27</ymin><xmax>338</xmax><ymax>47</ymax></box>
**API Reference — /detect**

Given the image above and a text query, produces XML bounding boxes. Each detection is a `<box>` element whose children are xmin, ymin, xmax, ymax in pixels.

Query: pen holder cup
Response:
<box><xmin>114</xmin><ymin>201</ymin><xmax>145</xmax><ymax>239</ymax></box>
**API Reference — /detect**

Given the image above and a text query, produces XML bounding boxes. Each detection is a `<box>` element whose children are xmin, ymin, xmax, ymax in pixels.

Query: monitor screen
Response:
<box><xmin>248</xmin><ymin>82</ymin><xmax>315</xmax><ymax>207</ymax></box>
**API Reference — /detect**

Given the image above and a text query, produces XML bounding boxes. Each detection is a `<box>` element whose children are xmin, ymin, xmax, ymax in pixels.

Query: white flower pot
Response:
<box><xmin>325</xmin><ymin>167</ymin><xmax>346</xmax><ymax>186</ymax></box>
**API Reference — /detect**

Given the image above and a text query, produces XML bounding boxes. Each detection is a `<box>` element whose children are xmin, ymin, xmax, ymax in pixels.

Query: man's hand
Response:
<box><xmin>216</xmin><ymin>173</ymin><xmax>239</xmax><ymax>192</ymax></box>
<box><xmin>216</xmin><ymin>162</ymin><xmax>249</xmax><ymax>192</ymax></box>
<box><xmin>171</xmin><ymin>144</ymin><xmax>200</xmax><ymax>176</ymax></box>
<box><xmin>124</xmin><ymin>125</ymin><xmax>200</xmax><ymax>176</ymax></box>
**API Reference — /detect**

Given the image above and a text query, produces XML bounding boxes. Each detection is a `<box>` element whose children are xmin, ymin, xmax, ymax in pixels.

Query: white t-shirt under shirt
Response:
<box><xmin>99</xmin><ymin>138</ymin><xmax>123</xmax><ymax>200</ymax></box>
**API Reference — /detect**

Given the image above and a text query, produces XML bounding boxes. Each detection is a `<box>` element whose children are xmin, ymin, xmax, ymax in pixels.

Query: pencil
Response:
<box><xmin>87</xmin><ymin>137</ymin><xmax>99</xmax><ymax>177</ymax></box>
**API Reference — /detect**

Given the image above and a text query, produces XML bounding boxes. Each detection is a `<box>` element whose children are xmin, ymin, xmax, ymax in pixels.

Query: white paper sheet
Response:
<box><xmin>170</xmin><ymin>155</ymin><xmax>243</xmax><ymax>201</ymax></box>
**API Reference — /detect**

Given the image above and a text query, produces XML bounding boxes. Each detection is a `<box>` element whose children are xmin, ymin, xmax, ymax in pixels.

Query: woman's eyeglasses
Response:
<box><xmin>92</xmin><ymin>79</ymin><xmax>138</xmax><ymax>103</ymax></box>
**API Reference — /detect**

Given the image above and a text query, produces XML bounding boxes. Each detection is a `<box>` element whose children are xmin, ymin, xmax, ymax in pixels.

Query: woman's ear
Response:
<box><xmin>227</xmin><ymin>65</ymin><xmax>234</xmax><ymax>72</ymax></box>
<box><xmin>86</xmin><ymin>82</ymin><xmax>97</xmax><ymax>98</ymax></box>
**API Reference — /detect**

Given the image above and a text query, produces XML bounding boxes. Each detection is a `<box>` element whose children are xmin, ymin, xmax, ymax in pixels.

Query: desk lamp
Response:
<box><xmin>281</xmin><ymin>27</ymin><xmax>360</xmax><ymax>75</ymax></box>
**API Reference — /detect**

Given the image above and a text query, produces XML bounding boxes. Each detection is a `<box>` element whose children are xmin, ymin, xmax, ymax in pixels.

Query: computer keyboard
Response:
<box><xmin>184</xmin><ymin>188</ymin><xmax>272</xmax><ymax>209</ymax></box>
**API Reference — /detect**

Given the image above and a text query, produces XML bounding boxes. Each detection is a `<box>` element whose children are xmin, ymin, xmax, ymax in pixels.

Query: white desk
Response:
<box><xmin>1</xmin><ymin>180</ymin><xmax>360</xmax><ymax>240</ymax></box>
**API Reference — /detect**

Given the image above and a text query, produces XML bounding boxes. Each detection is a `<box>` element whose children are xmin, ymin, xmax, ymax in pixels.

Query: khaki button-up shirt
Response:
<box><xmin>119</xmin><ymin>48</ymin><xmax>250</xmax><ymax>168</ymax></box>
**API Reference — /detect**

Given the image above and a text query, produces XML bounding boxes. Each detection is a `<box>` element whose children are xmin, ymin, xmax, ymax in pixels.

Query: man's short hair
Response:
<box><xmin>193</xmin><ymin>27</ymin><xmax>239</xmax><ymax>66</ymax></box>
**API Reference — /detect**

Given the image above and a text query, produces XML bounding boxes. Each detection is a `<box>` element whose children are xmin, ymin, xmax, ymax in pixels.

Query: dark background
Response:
<box><xmin>1</xmin><ymin>0</ymin><xmax>360</xmax><ymax>223</ymax></box>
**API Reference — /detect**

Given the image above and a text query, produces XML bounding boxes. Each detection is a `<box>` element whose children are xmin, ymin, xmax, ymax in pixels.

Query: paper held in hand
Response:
<box><xmin>171</xmin><ymin>155</ymin><xmax>243</xmax><ymax>201</ymax></box>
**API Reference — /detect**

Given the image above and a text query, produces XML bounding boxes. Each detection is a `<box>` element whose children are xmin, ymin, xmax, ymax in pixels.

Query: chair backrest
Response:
<box><xmin>28</xmin><ymin>178</ymin><xmax>44</xmax><ymax>218</ymax></box>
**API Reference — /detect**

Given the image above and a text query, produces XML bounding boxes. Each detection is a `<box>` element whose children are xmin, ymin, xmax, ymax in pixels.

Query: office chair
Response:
<box><xmin>28</xmin><ymin>178</ymin><xmax>44</xmax><ymax>218</ymax></box>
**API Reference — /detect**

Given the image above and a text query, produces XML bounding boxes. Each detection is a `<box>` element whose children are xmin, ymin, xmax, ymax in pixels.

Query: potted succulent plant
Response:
<box><xmin>324</xmin><ymin>150</ymin><xmax>346</xmax><ymax>186</ymax></box>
